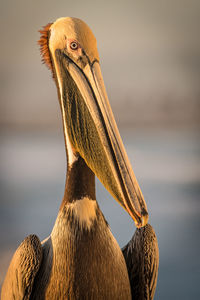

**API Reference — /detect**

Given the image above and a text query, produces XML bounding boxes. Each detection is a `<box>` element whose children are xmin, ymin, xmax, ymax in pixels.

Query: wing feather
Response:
<box><xmin>1</xmin><ymin>234</ymin><xmax>42</xmax><ymax>300</ymax></box>
<box><xmin>122</xmin><ymin>223</ymin><xmax>159</xmax><ymax>300</ymax></box>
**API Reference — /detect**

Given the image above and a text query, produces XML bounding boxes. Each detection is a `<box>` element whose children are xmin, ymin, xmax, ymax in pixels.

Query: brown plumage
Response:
<box><xmin>1</xmin><ymin>235</ymin><xmax>43</xmax><ymax>299</ymax></box>
<box><xmin>38</xmin><ymin>23</ymin><xmax>53</xmax><ymax>71</ymax></box>
<box><xmin>123</xmin><ymin>224</ymin><xmax>159</xmax><ymax>300</ymax></box>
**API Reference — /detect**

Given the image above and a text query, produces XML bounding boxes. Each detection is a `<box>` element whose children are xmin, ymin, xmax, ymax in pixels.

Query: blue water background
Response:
<box><xmin>0</xmin><ymin>128</ymin><xmax>200</xmax><ymax>299</ymax></box>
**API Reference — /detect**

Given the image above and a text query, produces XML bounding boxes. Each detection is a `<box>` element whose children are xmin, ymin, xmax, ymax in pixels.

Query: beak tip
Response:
<box><xmin>135</xmin><ymin>211</ymin><xmax>149</xmax><ymax>228</ymax></box>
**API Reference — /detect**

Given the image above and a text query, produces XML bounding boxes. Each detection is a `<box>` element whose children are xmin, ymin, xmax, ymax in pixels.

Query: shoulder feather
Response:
<box><xmin>122</xmin><ymin>224</ymin><xmax>159</xmax><ymax>300</ymax></box>
<box><xmin>1</xmin><ymin>234</ymin><xmax>42</xmax><ymax>300</ymax></box>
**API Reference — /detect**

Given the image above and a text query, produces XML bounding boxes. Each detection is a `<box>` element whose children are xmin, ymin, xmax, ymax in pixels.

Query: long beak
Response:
<box><xmin>56</xmin><ymin>50</ymin><xmax>148</xmax><ymax>228</ymax></box>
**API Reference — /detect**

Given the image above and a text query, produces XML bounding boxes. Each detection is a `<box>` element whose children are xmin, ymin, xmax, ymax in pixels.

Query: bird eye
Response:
<box><xmin>70</xmin><ymin>41</ymin><xmax>78</xmax><ymax>50</ymax></box>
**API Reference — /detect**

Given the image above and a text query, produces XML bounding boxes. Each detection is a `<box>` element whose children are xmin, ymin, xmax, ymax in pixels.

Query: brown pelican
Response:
<box><xmin>1</xmin><ymin>17</ymin><xmax>159</xmax><ymax>299</ymax></box>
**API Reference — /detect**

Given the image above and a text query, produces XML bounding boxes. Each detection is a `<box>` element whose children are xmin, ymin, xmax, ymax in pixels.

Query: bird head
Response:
<box><xmin>38</xmin><ymin>17</ymin><xmax>148</xmax><ymax>228</ymax></box>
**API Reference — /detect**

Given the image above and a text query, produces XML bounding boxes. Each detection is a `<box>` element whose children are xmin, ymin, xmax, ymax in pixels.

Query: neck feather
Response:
<box><xmin>60</xmin><ymin>156</ymin><xmax>96</xmax><ymax>209</ymax></box>
<box><xmin>58</xmin><ymin>155</ymin><xmax>97</xmax><ymax>231</ymax></box>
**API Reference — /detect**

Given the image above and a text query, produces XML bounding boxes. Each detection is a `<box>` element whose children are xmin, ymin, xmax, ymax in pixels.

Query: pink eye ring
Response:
<box><xmin>70</xmin><ymin>41</ymin><xmax>78</xmax><ymax>50</ymax></box>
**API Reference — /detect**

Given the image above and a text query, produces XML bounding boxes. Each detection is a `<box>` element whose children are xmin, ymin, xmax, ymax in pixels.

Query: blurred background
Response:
<box><xmin>0</xmin><ymin>0</ymin><xmax>200</xmax><ymax>299</ymax></box>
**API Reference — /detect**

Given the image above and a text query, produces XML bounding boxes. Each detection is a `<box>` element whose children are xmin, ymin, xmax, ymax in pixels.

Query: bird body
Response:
<box><xmin>1</xmin><ymin>17</ymin><xmax>159</xmax><ymax>300</ymax></box>
<box><xmin>30</xmin><ymin>199</ymin><xmax>131</xmax><ymax>299</ymax></box>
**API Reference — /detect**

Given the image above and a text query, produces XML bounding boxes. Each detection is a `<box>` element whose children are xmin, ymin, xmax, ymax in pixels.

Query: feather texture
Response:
<box><xmin>122</xmin><ymin>224</ymin><xmax>159</xmax><ymax>300</ymax></box>
<box><xmin>1</xmin><ymin>235</ymin><xmax>43</xmax><ymax>300</ymax></box>
<box><xmin>38</xmin><ymin>23</ymin><xmax>53</xmax><ymax>71</ymax></box>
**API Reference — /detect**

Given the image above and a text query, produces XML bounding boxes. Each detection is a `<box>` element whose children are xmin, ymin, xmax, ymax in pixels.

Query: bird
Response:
<box><xmin>1</xmin><ymin>17</ymin><xmax>159</xmax><ymax>300</ymax></box>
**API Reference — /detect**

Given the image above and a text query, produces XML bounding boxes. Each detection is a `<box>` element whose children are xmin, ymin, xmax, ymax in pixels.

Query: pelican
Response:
<box><xmin>1</xmin><ymin>17</ymin><xmax>159</xmax><ymax>300</ymax></box>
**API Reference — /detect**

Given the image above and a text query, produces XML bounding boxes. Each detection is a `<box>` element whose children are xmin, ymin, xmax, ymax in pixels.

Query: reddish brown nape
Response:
<box><xmin>38</xmin><ymin>23</ymin><xmax>53</xmax><ymax>71</ymax></box>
